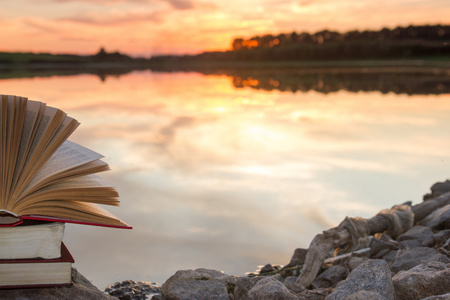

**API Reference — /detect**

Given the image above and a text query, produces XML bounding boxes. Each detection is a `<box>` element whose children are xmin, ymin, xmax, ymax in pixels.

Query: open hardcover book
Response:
<box><xmin>0</xmin><ymin>94</ymin><xmax>131</xmax><ymax>229</ymax></box>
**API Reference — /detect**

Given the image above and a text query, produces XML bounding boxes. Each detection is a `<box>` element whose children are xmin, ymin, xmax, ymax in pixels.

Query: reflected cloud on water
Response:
<box><xmin>1</xmin><ymin>70</ymin><xmax>450</xmax><ymax>287</ymax></box>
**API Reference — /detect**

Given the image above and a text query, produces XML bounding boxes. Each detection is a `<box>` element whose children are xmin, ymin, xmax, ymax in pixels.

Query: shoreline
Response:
<box><xmin>104</xmin><ymin>180</ymin><xmax>450</xmax><ymax>300</ymax></box>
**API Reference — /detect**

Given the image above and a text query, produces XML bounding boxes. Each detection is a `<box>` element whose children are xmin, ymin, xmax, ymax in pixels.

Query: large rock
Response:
<box><xmin>0</xmin><ymin>268</ymin><xmax>117</xmax><ymax>300</ymax></box>
<box><xmin>421</xmin><ymin>293</ymin><xmax>450</xmax><ymax>300</ymax></box>
<box><xmin>344</xmin><ymin>290</ymin><xmax>385</xmax><ymax>300</ymax></box>
<box><xmin>247</xmin><ymin>277</ymin><xmax>300</xmax><ymax>300</ymax></box>
<box><xmin>325</xmin><ymin>259</ymin><xmax>395</xmax><ymax>300</ymax></box>
<box><xmin>396</xmin><ymin>225</ymin><xmax>434</xmax><ymax>248</ymax></box>
<box><xmin>284</xmin><ymin>248</ymin><xmax>308</xmax><ymax>269</ymax></box>
<box><xmin>433</xmin><ymin>230</ymin><xmax>450</xmax><ymax>248</ymax></box>
<box><xmin>423</xmin><ymin>180</ymin><xmax>450</xmax><ymax>200</ymax></box>
<box><xmin>161</xmin><ymin>268</ymin><xmax>237</xmax><ymax>300</ymax></box>
<box><xmin>384</xmin><ymin>247</ymin><xmax>450</xmax><ymax>273</ymax></box>
<box><xmin>392</xmin><ymin>262</ymin><xmax>450</xmax><ymax>300</ymax></box>
<box><xmin>419</xmin><ymin>204</ymin><xmax>450</xmax><ymax>230</ymax></box>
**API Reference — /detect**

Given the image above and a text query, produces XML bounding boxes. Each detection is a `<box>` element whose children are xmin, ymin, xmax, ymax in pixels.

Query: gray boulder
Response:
<box><xmin>419</xmin><ymin>204</ymin><xmax>450</xmax><ymax>230</ymax></box>
<box><xmin>397</xmin><ymin>226</ymin><xmax>434</xmax><ymax>249</ymax></box>
<box><xmin>347</xmin><ymin>256</ymin><xmax>369</xmax><ymax>271</ymax></box>
<box><xmin>234</xmin><ymin>276</ymin><xmax>265</xmax><ymax>300</ymax></box>
<box><xmin>284</xmin><ymin>248</ymin><xmax>308</xmax><ymax>269</ymax></box>
<box><xmin>160</xmin><ymin>268</ymin><xmax>236</xmax><ymax>300</ymax></box>
<box><xmin>247</xmin><ymin>277</ymin><xmax>300</xmax><ymax>300</ymax></box>
<box><xmin>345</xmin><ymin>290</ymin><xmax>385</xmax><ymax>300</ymax></box>
<box><xmin>392</xmin><ymin>262</ymin><xmax>450</xmax><ymax>300</ymax></box>
<box><xmin>385</xmin><ymin>247</ymin><xmax>450</xmax><ymax>273</ymax></box>
<box><xmin>433</xmin><ymin>230</ymin><xmax>450</xmax><ymax>248</ymax></box>
<box><xmin>423</xmin><ymin>180</ymin><xmax>450</xmax><ymax>200</ymax></box>
<box><xmin>297</xmin><ymin>288</ymin><xmax>332</xmax><ymax>300</ymax></box>
<box><xmin>325</xmin><ymin>259</ymin><xmax>395</xmax><ymax>300</ymax></box>
<box><xmin>0</xmin><ymin>268</ymin><xmax>117</xmax><ymax>300</ymax></box>
<box><xmin>420</xmin><ymin>293</ymin><xmax>450</xmax><ymax>300</ymax></box>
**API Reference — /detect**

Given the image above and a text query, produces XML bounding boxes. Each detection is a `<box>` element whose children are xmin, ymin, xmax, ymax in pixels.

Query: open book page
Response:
<box><xmin>8</xmin><ymin>106</ymin><xmax>63</xmax><ymax>202</ymax></box>
<box><xmin>18</xmin><ymin>201</ymin><xmax>130</xmax><ymax>228</ymax></box>
<box><xmin>4</xmin><ymin>97</ymin><xmax>27</xmax><ymax>204</ymax></box>
<box><xmin>11</xmin><ymin>100</ymin><xmax>46</xmax><ymax>196</ymax></box>
<box><xmin>10</xmin><ymin>113</ymin><xmax>80</xmax><ymax>203</ymax></box>
<box><xmin>19</xmin><ymin>140</ymin><xmax>107</xmax><ymax>197</ymax></box>
<box><xmin>0</xmin><ymin>98</ymin><xmax>5</xmax><ymax>207</ymax></box>
<box><xmin>14</xmin><ymin>175</ymin><xmax>120</xmax><ymax>208</ymax></box>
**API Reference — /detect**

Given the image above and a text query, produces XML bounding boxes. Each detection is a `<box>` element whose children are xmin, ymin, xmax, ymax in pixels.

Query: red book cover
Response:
<box><xmin>0</xmin><ymin>215</ymin><xmax>132</xmax><ymax>229</ymax></box>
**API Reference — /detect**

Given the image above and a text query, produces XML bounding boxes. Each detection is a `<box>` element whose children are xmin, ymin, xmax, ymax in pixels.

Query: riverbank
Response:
<box><xmin>0</xmin><ymin>181</ymin><xmax>447</xmax><ymax>299</ymax></box>
<box><xmin>104</xmin><ymin>180</ymin><xmax>450</xmax><ymax>300</ymax></box>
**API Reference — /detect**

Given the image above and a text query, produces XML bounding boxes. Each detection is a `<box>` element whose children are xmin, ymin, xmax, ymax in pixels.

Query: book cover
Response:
<box><xmin>0</xmin><ymin>242</ymin><xmax>74</xmax><ymax>289</ymax></box>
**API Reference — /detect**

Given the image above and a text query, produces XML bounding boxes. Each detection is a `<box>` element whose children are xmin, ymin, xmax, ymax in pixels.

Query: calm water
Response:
<box><xmin>1</xmin><ymin>70</ymin><xmax>450</xmax><ymax>288</ymax></box>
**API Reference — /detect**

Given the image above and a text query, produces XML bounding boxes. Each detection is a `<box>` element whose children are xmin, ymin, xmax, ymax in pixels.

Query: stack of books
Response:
<box><xmin>0</xmin><ymin>94</ymin><xmax>131</xmax><ymax>288</ymax></box>
<box><xmin>0</xmin><ymin>221</ymin><xmax>73</xmax><ymax>288</ymax></box>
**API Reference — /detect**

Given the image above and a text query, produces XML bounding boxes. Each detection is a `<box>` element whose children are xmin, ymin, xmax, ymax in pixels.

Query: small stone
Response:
<box><xmin>312</xmin><ymin>265</ymin><xmax>349</xmax><ymax>288</ymax></box>
<box><xmin>104</xmin><ymin>280</ymin><xmax>161</xmax><ymax>299</ymax></box>
<box><xmin>260</xmin><ymin>264</ymin><xmax>275</xmax><ymax>274</ymax></box>
<box><xmin>369</xmin><ymin>235</ymin><xmax>399</xmax><ymax>259</ymax></box>
<box><xmin>284</xmin><ymin>248</ymin><xmax>308</xmax><ymax>268</ymax></box>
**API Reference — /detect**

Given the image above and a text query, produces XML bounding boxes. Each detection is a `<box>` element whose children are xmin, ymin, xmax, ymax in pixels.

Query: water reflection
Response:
<box><xmin>2</xmin><ymin>64</ymin><xmax>450</xmax><ymax>95</ymax></box>
<box><xmin>231</xmin><ymin>70</ymin><xmax>450</xmax><ymax>94</ymax></box>
<box><xmin>0</xmin><ymin>71</ymin><xmax>449</xmax><ymax>288</ymax></box>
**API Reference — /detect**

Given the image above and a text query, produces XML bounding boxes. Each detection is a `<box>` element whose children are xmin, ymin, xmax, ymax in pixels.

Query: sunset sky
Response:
<box><xmin>1</xmin><ymin>0</ymin><xmax>449</xmax><ymax>57</ymax></box>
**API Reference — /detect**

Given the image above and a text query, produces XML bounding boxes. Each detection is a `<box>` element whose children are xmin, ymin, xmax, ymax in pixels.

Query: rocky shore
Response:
<box><xmin>1</xmin><ymin>181</ymin><xmax>448</xmax><ymax>299</ymax></box>
<box><xmin>104</xmin><ymin>181</ymin><xmax>450</xmax><ymax>300</ymax></box>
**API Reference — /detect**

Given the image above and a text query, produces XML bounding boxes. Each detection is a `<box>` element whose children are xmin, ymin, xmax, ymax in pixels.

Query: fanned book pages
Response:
<box><xmin>0</xmin><ymin>94</ymin><xmax>131</xmax><ymax>229</ymax></box>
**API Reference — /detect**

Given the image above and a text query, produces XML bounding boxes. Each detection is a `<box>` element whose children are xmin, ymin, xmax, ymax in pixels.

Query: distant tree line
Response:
<box><xmin>231</xmin><ymin>25</ymin><xmax>450</xmax><ymax>50</ymax></box>
<box><xmin>0</xmin><ymin>48</ymin><xmax>134</xmax><ymax>66</ymax></box>
<box><xmin>150</xmin><ymin>25</ymin><xmax>450</xmax><ymax>62</ymax></box>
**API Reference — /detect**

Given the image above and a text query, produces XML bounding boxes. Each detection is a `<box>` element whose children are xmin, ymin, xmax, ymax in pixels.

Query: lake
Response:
<box><xmin>1</xmin><ymin>67</ymin><xmax>450</xmax><ymax>288</ymax></box>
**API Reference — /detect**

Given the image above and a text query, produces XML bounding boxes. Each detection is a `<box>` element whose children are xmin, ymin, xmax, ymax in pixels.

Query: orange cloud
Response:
<box><xmin>58</xmin><ymin>10</ymin><xmax>164</xmax><ymax>25</ymax></box>
<box><xmin>0</xmin><ymin>0</ymin><xmax>449</xmax><ymax>56</ymax></box>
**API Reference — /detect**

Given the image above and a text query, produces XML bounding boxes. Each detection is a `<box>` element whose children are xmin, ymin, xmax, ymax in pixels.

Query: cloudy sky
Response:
<box><xmin>0</xmin><ymin>0</ymin><xmax>449</xmax><ymax>56</ymax></box>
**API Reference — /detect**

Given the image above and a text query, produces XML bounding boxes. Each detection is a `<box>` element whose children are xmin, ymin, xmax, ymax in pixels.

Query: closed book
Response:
<box><xmin>0</xmin><ymin>242</ymin><xmax>74</xmax><ymax>289</ymax></box>
<box><xmin>0</xmin><ymin>221</ymin><xmax>64</xmax><ymax>260</ymax></box>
